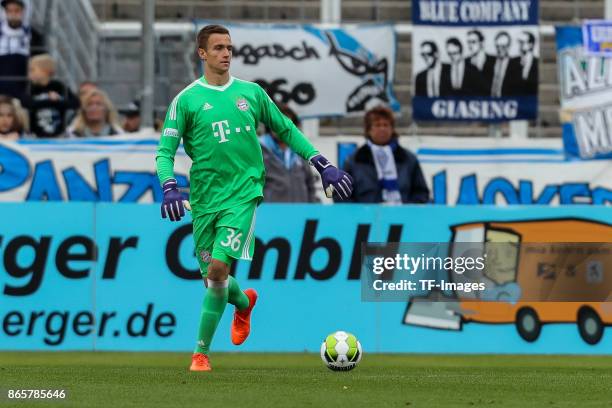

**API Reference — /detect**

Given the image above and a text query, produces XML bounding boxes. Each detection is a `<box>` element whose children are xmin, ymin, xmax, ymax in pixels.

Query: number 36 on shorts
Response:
<box><xmin>220</xmin><ymin>228</ymin><xmax>242</xmax><ymax>251</ymax></box>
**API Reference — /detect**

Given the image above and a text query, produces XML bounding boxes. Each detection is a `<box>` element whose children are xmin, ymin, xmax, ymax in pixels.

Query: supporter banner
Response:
<box><xmin>319</xmin><ymin>136</ymin><xmax>612</xmax><ymax>205</ymax></box>
<box><xmin>418</xmin><ymin>145</ymin><xmax>612</xmax><ymax>205</ymax></box>
<box><xmin>194</xmin><ymin>21</ymin><xmax>400</xmax><ymax>117</ymax></box>
<box><xmin>412</xmin><ymin>0</ymin><xmax>539</xmax><ymax>121</ymax></box>
<box><xmin>556</xmin><ymin>26</ymin><xmax>612</xmax><ymax>160</ymax></box>
<box><xmin>1</xmin><ymin>203</ymin><xmax>611</xmax><ymax>353</ymax></box>
<box><xmin>582</xmin><ymin>20</ymin><xmax>612</xmax><ymax>57</ymax></box>
<box><xmin>0</xmin><ymin>136</ymin><xmax>191</xmax><ymax>203</ymax></box>
<box><xmin>0</xmin><ymin>135</ymin><xmax>611</xmax><ymax>204</ymax></box>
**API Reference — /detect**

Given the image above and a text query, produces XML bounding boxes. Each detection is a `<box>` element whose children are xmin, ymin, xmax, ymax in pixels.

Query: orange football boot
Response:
<box><xmin>189</xmin><ymin>352</ymin><xmax>211</xmax><ymax>372</ymax></box>
<box><xmin>231</xmin><ymin>289</ymin><xmax>258</xmax><ymax>345</ymax></box>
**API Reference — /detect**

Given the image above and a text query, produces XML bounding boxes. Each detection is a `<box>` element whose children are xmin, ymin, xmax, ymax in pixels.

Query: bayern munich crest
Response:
<box><xmin>236</xmin><ymin>98</ymin><xmax>249</xmax><ymax>111</ymax></box>
<box><xmin>200</xmin><ymin>250</ymin><xmax>212</xmax><ymax>263</ymax></box>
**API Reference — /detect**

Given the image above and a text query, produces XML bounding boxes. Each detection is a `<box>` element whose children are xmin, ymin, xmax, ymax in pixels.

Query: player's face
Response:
<box><xmin>199</xmin><ymin>34</ymin><xmax>233</xmax><ymax>74</ymax></box>
<box><xmin>368</xmin><ymin>117</ymin><xmax>393</xmax><ymax>146</ymax></box>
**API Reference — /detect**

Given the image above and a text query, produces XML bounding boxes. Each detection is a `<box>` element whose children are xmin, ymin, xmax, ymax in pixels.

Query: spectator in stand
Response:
<box><xmin>119</xmin><ymin>99</ymin><xmax>141</xmax><ymax>133</ymax></box>
<box><xmin>259</xmin><ymin>103</ymin><xmax>319</xmax><ymax>203</ymax></box>
<box><xmin>0</xmin><ymin>0</ymin><xmax>44</xmax><ymax>100</ymax></box>
<box><xmin>64</xmin><ymin>80</ymin><xmax>97</xmax><ymax>124</ymax></box>
<box><xmin>341</xmin><ymin>106</ymin><xmax>429</xmax><ymax>204</ymax></box>
<box><xmin>0</xmin><ymin>94</ymin><xmax>26</xmax><ymax>140</ymax></box>
<box><xmin>67</xmin><ymin>88</ymin><xmax>123</xmax><ymax>137</ymax></box>
<box><xmin>77</xmin><ymin>80</ymin><xmax>97</xmax><ymax>101</ymax></box>
<box><xmin>23</xmin><ymin>54</ymin><xmax>79</xmax><ymax>137</ymax></box>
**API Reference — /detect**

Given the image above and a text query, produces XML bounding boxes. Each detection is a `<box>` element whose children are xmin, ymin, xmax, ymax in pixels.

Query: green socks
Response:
<box><xmin>228</xmin><ymin>275</ymin><xmax>249</xmax><ymax>311</ymax></box>
<box><xmin>194</xmin><ymin>276</ymin><xmax>250</xmax><ymax>354</ymax></box>
<box><xmin>195</xmin><ymin>279</ymin><xmax>229</xmax><ymax>355</ymax></box>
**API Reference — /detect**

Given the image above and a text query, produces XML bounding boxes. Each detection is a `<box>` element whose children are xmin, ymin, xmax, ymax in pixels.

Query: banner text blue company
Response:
<box><xmin>413</xmin><ymin>0</ymin><xmax>538</xmax><ymax>26</ymax></box>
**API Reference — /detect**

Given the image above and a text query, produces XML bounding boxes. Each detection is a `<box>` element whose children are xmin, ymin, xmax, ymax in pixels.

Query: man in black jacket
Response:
<box><xmin>340</xmin><ymin>106</ymin><xmax>430</xmax><ymax>204</ymax></box>
<box><xmin>442</xmin><ymin>37</ymin><xmax>480</xmax><ymax>96</ymax></box>
<box><xmin>415</xmin><ymin>41</ymin><xmax>448</xmax><ymax>97</ymax></box>
<box><xmin>466</xmin><ymin>29</ymin><xmax>496</xmax><ymax>96</ymax></box>
<box><xmin>491</xmin><ymin>31</ymin><xmax>522</xmax><ymax>97</ymax></box>
<box><xmin>516</xmin><ymin>30</ymin><xmax>538</xmax><ymax>95</ymax></box>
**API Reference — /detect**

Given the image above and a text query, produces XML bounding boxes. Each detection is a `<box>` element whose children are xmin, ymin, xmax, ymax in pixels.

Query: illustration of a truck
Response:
<box><xmin>404</xmin><ymin>218</ymin><xmax>612</xmax><ymax>344</ymax></box>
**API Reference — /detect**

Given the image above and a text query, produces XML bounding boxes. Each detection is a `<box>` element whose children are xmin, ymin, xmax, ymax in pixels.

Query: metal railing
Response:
<box><xmin>34</xmin><ymin>0</ymin><xmax>100</xmax><ymax>90</ymax></box>
<box><xmin>90</xmin><ymin>0</ymin><xmax>320</xmax><ymax>22</ymax></box>
<box><xmin>87</xmin><ymin>0</ymin><xmax>604</xmax><ymax>23</ymax></box>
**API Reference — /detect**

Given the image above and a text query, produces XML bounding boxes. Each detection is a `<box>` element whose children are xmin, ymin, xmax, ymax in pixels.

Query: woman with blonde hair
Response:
<box><xmin>0</xmin><ymin>95</ymin><xmax>26</xmax><ymax>140</ymax></box>
<box><xmin>67</xmin><ymin>89</ymin><xmax>123</xmax><ymax>137</ymax></box>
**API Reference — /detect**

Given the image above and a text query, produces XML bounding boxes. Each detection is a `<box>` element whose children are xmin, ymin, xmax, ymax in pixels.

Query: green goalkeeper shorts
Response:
<box><xmin>192</xmin><ymin>198</ymin><xmax>258</xmax><ymax>277</ymax></box>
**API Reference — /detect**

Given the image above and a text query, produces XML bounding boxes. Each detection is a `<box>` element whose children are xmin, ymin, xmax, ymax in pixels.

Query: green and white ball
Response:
<box><xmin>320</xmin><ymin>331</ymin><xmax>362</xmax><ymax>371</ymax></box>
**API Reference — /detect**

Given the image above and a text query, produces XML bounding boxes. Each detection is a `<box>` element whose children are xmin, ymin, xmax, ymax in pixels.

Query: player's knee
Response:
<box><xmin>207</xmin><ymin>260</ymin><xmax>229</xmax><ymax>282</ymax></box>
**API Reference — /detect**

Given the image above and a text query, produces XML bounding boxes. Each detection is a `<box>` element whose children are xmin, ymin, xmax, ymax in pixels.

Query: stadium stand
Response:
<box><xmin>31</xmin><ymin>0</ymin><xmax>605</xmax><ymax>138</ymax></box>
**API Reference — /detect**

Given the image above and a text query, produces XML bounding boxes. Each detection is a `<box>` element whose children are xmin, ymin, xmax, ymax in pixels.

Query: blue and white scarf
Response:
<box><xmin>368</xmin><ymin>140</ymin><xmax>402</xmax><ymax>204</ymax></box>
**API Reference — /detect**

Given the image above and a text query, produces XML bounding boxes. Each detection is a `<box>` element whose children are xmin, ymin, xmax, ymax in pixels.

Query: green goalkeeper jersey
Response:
<box><xmin>156</xmin><ymin>76</ymin><xmax>319</xmax><ymax>216</ymax></box>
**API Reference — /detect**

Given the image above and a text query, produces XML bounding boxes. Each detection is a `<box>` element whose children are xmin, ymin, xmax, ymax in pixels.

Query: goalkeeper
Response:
<box><xmin>156</xmin><ymin>24</ymin><xmax>353</xmax><ymax>372</ymax></box>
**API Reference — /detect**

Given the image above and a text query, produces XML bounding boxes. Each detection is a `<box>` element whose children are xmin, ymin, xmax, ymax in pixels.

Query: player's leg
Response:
<box><xmin>213</xmin><ymin>199</ymin><xmax>259</xmax><ymax>345</ymax></box>
<box><xmin>190</xmin><ymin>213</ymin><xmax>225</xmax><ymax>371</ymax></box>
<box><xmin>193</xmin><ymin>259</ymin><xmax>230</xmax><ymax>356</ymax></box>
<box><xmin>228</xmin><ymin>275</ymin><xmax>250</xmax><ymax>310</ymax></box>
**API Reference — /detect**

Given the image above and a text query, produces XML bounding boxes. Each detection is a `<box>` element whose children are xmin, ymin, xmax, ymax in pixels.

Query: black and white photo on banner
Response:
<box><xmin>413</xmin><ymin>27</ymin><xmax>539</xmax><ymax>98</ymax></box>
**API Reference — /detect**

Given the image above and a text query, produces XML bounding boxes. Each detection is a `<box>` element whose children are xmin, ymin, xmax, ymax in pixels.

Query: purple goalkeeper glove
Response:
<box><xmin>161</xmin><ymin>179</ymin><xmax>185</xmax><ymax>221</ymax></box>
<box><xmin>310</xmin><ymin>154</ymin><xmax>353</xmax><ymax>200</ymax></box>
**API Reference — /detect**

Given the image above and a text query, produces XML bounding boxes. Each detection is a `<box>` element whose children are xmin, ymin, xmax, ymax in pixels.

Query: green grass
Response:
<box><xmin>1</xmin><ymin>353</ymin><xmax>612</xmax><ymax>407</ymax></box>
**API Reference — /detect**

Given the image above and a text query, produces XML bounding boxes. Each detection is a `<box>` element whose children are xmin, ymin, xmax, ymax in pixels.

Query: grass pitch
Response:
<box><xmin>1</xmin><ymin>353</ymin><xmax>612</xmax><ymax>407</ymax></box>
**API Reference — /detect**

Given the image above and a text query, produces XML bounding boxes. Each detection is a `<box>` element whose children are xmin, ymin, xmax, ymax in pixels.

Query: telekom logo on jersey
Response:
<box><xmin>211</xmin><ymin>120</ymin><xmax>252</xmax><ymax>143</ymax></box>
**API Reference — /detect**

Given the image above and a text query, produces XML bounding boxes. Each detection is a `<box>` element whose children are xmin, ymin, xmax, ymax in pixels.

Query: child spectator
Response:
<box><xmin>0</xmin><ymin>94</ymin><xmax>25</xmax><ymax>140</ymax></box>
<box><xmin>23</xmin><ymin>53</ymin><xmax>79</xmax><ymax>137</ymax></box>
<box><xmin>67</xmin><ymin>88</ymin><xmax>123</xmax><ymax>137</ymax></box>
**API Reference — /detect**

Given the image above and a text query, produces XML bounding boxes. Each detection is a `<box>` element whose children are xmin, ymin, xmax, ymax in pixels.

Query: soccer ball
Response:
<box><xmin>320</xmin><ymin>331</ymin><xmax>362</xmax><ymax>371</ymax></box>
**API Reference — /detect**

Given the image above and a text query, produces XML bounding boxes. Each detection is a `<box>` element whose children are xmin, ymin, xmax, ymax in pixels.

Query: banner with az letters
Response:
<box><xmin>556</xmin><ymin>26</ymin><xmax>612</xmax><ymax>160</ymax></box>
<box><xmin>412</xmin><ymin>0</ymin><xmax>539</xmax><ymax>122</ymax></box>
<box><xmin>194</xmin><ymin>21</ymin><xmax>400</xmax><ymax>117</ymax></box>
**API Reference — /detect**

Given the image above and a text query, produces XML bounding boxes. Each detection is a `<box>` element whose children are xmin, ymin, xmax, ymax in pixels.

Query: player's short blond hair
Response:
<box><xmin>29</xmin><ymin>54</ymin><xmax>56</xmax><ymax>76</ymax></box>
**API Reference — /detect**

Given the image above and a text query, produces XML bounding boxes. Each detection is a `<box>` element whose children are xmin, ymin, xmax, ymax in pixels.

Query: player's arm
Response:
<box><xmin>156</xmin><ymin>95</ymin><xmax>189</xmax><ymax>221</ymax></box>
<box><xmin>256</xmin><ymin>85</ymin><xmax>353</xmax><ymax>200</ymax></box>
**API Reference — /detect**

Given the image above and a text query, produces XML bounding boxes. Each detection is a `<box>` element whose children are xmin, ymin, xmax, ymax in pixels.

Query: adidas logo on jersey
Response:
<box><xmin>202</xmin><ymin>102</ymin><xmax>214</xmax><ymax>111</ymax></box>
